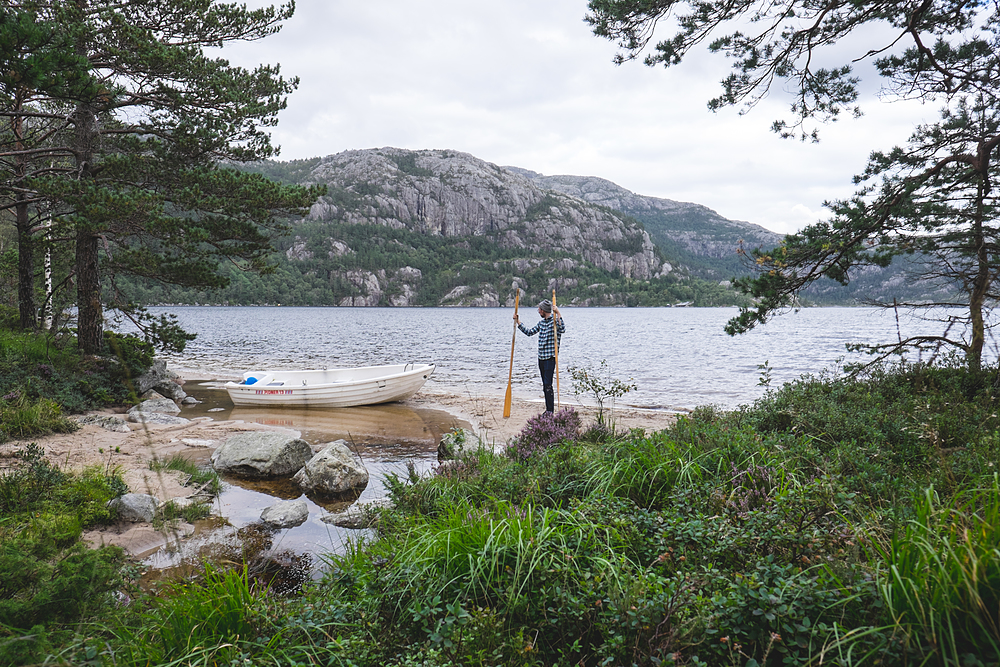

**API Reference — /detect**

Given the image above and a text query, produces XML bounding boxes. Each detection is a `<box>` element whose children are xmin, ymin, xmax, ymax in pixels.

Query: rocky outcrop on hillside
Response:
<box><xmin>297</xmin><ymin>149</ymin><xmax>666</xmax><ymax>305</ymax></box>
<box><xmin>507</xmin><ymin>168</ymin><xmax>782</xmax><ymax>260</ymax></box>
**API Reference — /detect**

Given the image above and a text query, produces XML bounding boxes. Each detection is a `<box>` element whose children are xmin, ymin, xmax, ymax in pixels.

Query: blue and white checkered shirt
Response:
<box><xmin>518</xmin><ymin>316</ymin><xmax>565</xmax><ymax>359</ymax></box>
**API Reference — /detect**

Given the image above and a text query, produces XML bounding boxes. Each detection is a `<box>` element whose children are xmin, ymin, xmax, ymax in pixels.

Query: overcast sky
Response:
<box><xmin>223</xmin><ymin>1</ymin><xmax>935</xmax><ymax>236</ymax></box>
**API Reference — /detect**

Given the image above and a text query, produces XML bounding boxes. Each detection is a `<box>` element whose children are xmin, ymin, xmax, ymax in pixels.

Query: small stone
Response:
<box><xmin>260</xmin><ymin>499</ymin><xmax>309</xmax><ymax>528</ymax></box>
<box><xmin>108</xmin><ymin>493</ymin><xmax>159</xmax><ymax>522</ymax></box>
<box><xmin>179</xmin><ymin>438</ymin><xmax>215</xmax><ymax>448</ymax></box>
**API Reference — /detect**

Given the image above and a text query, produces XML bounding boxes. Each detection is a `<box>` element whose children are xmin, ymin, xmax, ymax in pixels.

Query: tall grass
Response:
<box><xmin>0</xmin><ymin>393</ymin><xmax>77</xmax><ymax>443</ymax></box>
<box><xmin>871</xmin><ymin>480</ymin><xmax>1000</xmax><ymax>663</ymax></box>
<box><xmin>109</xmin><ymin>564</ymin><xmax>282</xmax><ymax>666</ymax></box>
<box><xmin>384</xmin><ymin>499</ymin><xmax>631</xmax><ymax>609</ymax></box>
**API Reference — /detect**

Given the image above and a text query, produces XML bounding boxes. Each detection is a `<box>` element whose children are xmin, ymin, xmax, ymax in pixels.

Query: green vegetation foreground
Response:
<box><xmin>3</xmin><ymin>358</ymin><xmax>1000</xmax><ymax>665</ymax></box>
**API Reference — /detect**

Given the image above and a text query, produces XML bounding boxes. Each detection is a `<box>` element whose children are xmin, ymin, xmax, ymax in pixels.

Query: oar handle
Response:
<box><xmin>552</xmin><ymin>289</ymin><xmax>560</xmax><ymax>410</ymax></box>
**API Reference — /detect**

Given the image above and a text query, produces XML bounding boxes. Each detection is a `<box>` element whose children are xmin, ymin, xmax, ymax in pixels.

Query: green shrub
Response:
<box><xmin>0</xmin><ymin>328</ymin><xmax>155</xmax><ymax>415</ymax></box>
<box><xmin>0</xmin><ymin>444</ymin><xmax>67</xmax><ymax>515</ymax></box>
<box><xmin>0</xmin><ymin>540</ymin><xmax>125</xmax><ymax>630</ymax></box>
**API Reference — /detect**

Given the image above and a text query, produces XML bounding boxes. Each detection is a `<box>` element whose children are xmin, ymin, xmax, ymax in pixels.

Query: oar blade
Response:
<box><xmin>503</xmin><ymin>384</ymin><xmax>512</xmax><ymax>418</ymax></box>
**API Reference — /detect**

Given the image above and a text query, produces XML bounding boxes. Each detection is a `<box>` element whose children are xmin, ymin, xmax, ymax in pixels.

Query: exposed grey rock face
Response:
<box><xmin>108</xmin><ymin>493</ymin><xmax>159</xmax><ymax>522</ymax></box>
<box><xmin>261</xmin><ymin>499</ymin><xmax>309</xmax><ymax>528</ymax></box>
<box><xmin>509</xmin><ymin>169</ymin><xmax>783</xmax><ymax>260</ymax></box>
<box><xmin>298</xmin><ymin>148</ymin><xmax>661</xmax><ymax>306</ymax></box>
<box><xmin>292</xmin><ymin>440</ymin><xmax>369</xmax><ymax>496</ymax></box>
<box><xmin>212</xmin><ymin>432</ymin><xmax>313</xmax><ymax>478</ymax></box>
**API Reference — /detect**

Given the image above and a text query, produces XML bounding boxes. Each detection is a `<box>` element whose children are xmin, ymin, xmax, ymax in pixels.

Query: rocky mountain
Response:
<box><xmin>507</xmin><ymin>168</ymin><xmax>783</xmax><ymax>280</ymax></box>
<box><xmin>129</xmin><ymin>148</ymin><xmax>783</xmax><ymax>307</ymax></box>
<box><xmin>229</xmin><ymin>147</ymin><xmax>740</xmax><ymax>308</ymax></box>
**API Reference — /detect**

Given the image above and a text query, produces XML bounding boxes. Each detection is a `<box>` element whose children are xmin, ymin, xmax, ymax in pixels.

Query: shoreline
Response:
<box><xmin>1</xmin><ymin>373</ymin><xmax>681</xmax><ymax>557</ymax></box>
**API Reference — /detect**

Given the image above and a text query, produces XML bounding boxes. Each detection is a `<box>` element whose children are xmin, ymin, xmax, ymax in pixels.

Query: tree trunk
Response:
<box><xmin>75</xmin><ymin>227</ymin><xmax>103</xmax><ymax>353</ymax></box>
<box><xmin>16</xmin><ymin>198</ymin><xmax>36</xmax><ymax>330</ymax></box>
<box><xmin>13</xmin><ymin>111</ymin><xmax>36</xmax><ymax>331</ymax></box>
<box><xmin>73</xmin><ymin>98</ymin><xmax>103</xmax><ymax>354</ymax></box>
<box><xmin>967</xmin><ymin>179</ymin><xmax>988</xmax><ymax>372</ymax></box>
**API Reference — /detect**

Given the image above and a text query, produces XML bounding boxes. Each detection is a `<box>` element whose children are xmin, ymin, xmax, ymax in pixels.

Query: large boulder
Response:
<box><xmin>127</xmin><ymin>393</ymin><xmax>183</xmax><ymax>425</ymax></box>
<box><xmin>211</xmin><ymin>431</ymin><xmax>312</xmax><ymax>478</ymax></box>
<box><xmin>108</xmin><ymin>493</ymin><xmax>159</xmax><ymax>522</ymax></box>
<box><xmin>293</xmin><ymin>440</ymin><xmax>369</xmax><ymax>496</ymax></box>
<box><xmin>135</xmin><ymin>360</ymin><xmax>187</xmax><ymax>401</ymax></box>
<box><xmin>260</xmin><ymin>499</ymin><xmax>309</xmax><ymax>528</ymax></box>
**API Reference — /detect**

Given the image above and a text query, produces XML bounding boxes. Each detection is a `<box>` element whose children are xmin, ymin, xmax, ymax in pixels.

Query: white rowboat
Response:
<box><xmin>224</xmin><ymin>363</ymin><xmax>435</xmax><ymax>407</ymax></box>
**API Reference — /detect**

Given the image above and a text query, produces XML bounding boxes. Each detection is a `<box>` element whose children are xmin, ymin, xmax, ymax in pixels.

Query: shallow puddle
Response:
<box><xmin>141</xmin><ymin>382</ymin><xmax>472</xmax><ymax>586</ymax></box>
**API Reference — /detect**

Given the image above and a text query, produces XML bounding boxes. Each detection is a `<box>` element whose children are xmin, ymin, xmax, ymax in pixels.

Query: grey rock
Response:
<box><xmin>260</xmin><ymin>499</ymin><xmax>309</xmax><ymax>528</ymax></box>
<box><xmin>179</xmin><ymin>438</ymin><xmax>215</xmax><ymax>448</ymax></box>
<box><xmin>437</xmin><ymin>428</ymin><xmax>480</xmax><ymax>461</ymax></box>
<box><xmin>292</xmin><ymin>440</ymin><xmax>369</xmax><ymax>495</ymax></box>
<box><xmin>212</xmin><ymin>431</ymin><xmax>313</xmax><ymax>478</ymax></box>
<box><xmin>320</xmin><ymin>499</ymin><xmax>392</xmax><ymax>529</ymax></box>
<box><xmin>135</xmin><ymin>360</ymin><xmax>187</xmax><ymax>401</ymax></box>
<box><xmin>76</xmin><ymin>414</ymin><xmax>131</xmax><ymax>433</ymax></box>
<box><xmin>108</xmin><ymin>493</ymin><xmax>159</xmax><ymax>522</ymax></box>
<box><xmin>181</xmin><ymin>396</ymin><xmax>200</xmax><ymax>405</ymax></box>
<box><xmin>127</xmin><ymin>412</ymin><xmax>190</xmax><ymax>426</ymax></box>
<box><xmin>131</xmin><ymin>397</ymin><xmax>181</xmax><ymax>415</ymax></box>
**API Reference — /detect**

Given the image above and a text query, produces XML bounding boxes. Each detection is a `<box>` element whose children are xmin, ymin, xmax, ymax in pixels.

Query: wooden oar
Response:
<box><xmin>552</xmin><ymin>289</ymin><xmax>560</xmax><ymax>410</ymax></box>
<box><xmin>503</xmin><ymin>291</ymin><xmax>519</xmax><ymax>418</ymax></box>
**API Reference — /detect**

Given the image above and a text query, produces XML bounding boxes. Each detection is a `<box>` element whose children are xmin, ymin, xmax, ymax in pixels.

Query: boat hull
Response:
<box><xmin>224</xmin><ymin>364</ymin><xmax>435</xmax><ymax>408</ymax></box>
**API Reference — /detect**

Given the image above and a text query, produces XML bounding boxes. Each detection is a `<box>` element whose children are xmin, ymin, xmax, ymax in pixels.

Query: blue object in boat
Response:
<box><xmin>245</xmin><ymin>376</ymin><xmax>259</xmax><ymax>385</ymax></box>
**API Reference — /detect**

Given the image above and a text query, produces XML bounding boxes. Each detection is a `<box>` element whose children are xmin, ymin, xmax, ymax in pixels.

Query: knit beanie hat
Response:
<box><xmin>538</xmin><ymin>300</ymin><xmax>552</xmax><ymax>313</ymax></box>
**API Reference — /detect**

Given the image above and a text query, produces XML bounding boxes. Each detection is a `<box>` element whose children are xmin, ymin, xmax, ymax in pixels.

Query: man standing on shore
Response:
<box><xmin>514</xmin><ymin>299</ymin><xmax>565</xmax><ymax>413</ymax></box>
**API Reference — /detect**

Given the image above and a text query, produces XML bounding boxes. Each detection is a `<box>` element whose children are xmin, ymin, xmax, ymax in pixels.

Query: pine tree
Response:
<box><xmin>1</xmin><ymin>0</ymin><xmax>322</xmax><ymax>352</ymax></box>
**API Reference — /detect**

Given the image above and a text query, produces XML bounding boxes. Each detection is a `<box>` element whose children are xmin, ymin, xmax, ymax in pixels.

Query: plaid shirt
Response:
<box><xmin>518</xmin><ymin>315</ymin><xmax>565</xmax><ymax>359</ymax></box>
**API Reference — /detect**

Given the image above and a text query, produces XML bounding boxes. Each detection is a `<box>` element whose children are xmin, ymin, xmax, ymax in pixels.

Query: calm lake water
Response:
<box><xmin>142</xmin><ymin>305</ymin><xmax>973</xmax><ymax>410</ymax></box>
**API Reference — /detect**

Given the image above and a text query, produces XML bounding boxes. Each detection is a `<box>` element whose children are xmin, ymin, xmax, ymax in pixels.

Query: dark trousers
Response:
<box><xmin>538</xmin><ymin>357</ymin><xmax>556</xmax><ymax>412</ymax></box>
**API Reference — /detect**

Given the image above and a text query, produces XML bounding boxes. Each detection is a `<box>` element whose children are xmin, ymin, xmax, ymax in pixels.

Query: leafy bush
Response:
<box><xmin>0</xmin><ymin>328</ymin><xmax>156</xmax><ymax>415</ymax></box>
<box><xmin>0</xmin><ymin>444</ymin><xmax>67</xmax><ymax>515</ymax></box>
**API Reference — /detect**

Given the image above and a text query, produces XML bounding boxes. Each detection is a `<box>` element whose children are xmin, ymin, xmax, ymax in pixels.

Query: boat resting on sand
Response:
<box><xmin>224</xmin><ymin>363</ymin><xmax>435</xmax><ymax>407</ymax></box>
